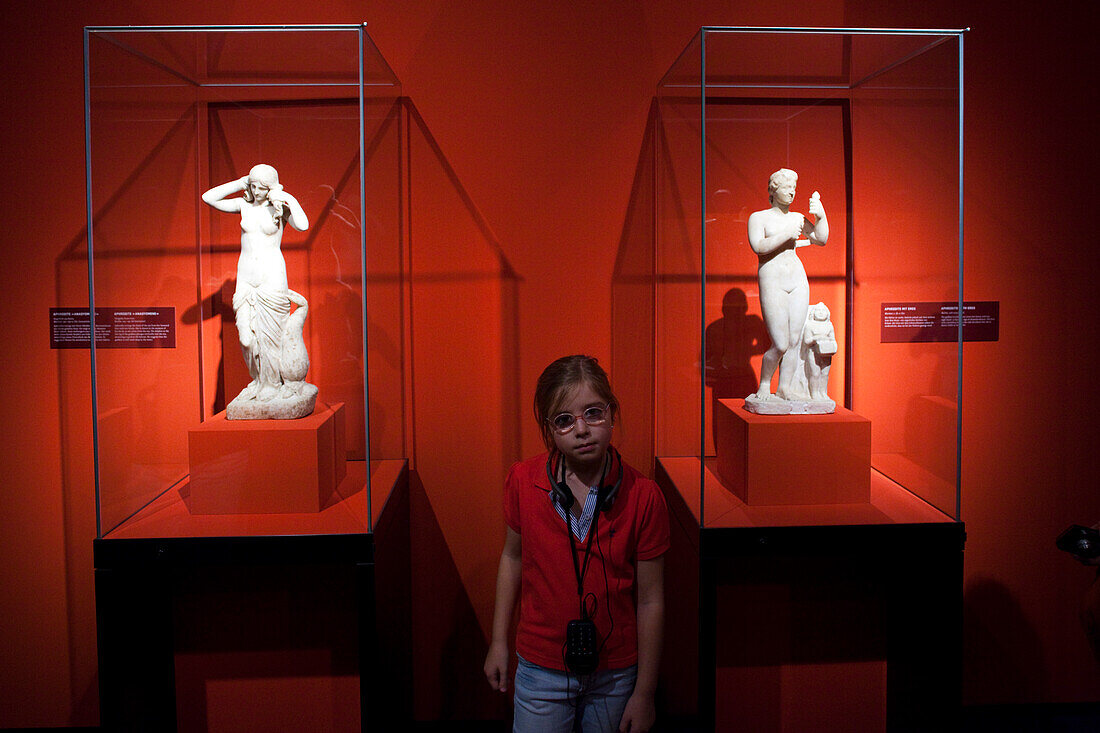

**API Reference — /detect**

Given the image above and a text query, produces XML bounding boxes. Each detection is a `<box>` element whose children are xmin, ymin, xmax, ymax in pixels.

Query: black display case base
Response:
<box><xmin>94</xmin><ymin>460</ymin><xmax>409</xmax><ymax>732</ymax></box>
<box><xmin>657</xmin><ymin>456</ymin><xmax>964</xmax><ymax>732</ymax></box>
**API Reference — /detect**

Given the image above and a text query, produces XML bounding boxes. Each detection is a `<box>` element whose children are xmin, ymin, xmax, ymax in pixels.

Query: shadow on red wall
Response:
<box><xmin>963</xmin><ymin>578</ymin><xmax>1047</xmax><ymax>702</ymax></box>
<box><xmin>403</xmin><ymin>96</ymin><xmax>521</xmax><ymax>721</ymax></box>
<box><xmin>408</xmin><ymin>470</ymin><xmax>511</xmax><ymax>722</ymax></box>
<box><xmin>612</xmin><ymin>100</ymin><xmax>657</xmax><ymax>475</ymax></box>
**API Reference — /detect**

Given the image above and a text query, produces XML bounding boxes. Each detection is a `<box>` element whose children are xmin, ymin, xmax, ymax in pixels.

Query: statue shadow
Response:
<box><xmin>705</xmin><ymin>287</ymin><xmax>769</xmax><ymax>444</ymax></box>
<box><xmin>180</xmin><ymin>278</ymin><xmax>240</xmax><ymax>415</ymax></box>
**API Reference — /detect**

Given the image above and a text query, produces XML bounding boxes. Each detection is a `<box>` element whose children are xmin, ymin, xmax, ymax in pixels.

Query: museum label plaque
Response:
<box><xmin>50</xmin><ymin>307</ymin><xmax>176</xmax><ymax>348</ymax></box>
<box><xmin>881</xmin><ymin>301</ymin><xmax>998</xmax><ymax>343</ymax></box>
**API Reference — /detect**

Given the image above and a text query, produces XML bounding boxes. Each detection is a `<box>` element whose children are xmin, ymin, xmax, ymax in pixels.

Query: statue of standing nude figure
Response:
<box><xmin>202</xmin><ymin>164</ymin><xmax>318</xmax><ymax>419</ymax></box>
<box><xmin>743</xmin><ymin>168</ymin><xmax>836</xmax><ymax>415</ymax></box>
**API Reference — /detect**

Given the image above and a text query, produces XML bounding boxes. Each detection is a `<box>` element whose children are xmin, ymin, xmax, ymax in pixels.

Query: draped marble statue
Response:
<box><xmin>202</xmin><ymin>164</ymin><xmax>317</xmax><ymax>419</ymax></box>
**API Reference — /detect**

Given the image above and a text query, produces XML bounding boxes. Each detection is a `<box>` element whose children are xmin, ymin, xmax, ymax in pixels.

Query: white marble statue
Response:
<box><xmin>202</xmin><ymin>164</ymin><xmax>317</xmax><ymax>419</ymax></box>
<box><xmin>801</xmin><ymin>301</ymin><xmax>837</xmax><ymax>408</ymax></box>
<box><xmin>743</xmin><ymin>168</ymin><xmax>835</xmax><ymax>415</ymax></box>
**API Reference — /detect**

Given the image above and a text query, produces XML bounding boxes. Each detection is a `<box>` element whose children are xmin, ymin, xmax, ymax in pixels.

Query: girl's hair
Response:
<box><xmin>534</xmin><ymin>354</ymin><xmax>619</xmax><ymax>451</ymax></box>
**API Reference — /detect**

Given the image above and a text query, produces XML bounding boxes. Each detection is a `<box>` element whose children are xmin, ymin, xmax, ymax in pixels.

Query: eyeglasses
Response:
<box><xmin>548</xmin><ymin>403</ymin><xmax>611</xmax><ymax>434</ymax></box>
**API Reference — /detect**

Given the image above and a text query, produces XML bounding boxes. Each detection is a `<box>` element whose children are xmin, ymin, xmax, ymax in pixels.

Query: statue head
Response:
<box><xmin>243</xmin><ymin>164</ymin><xmax>281</xmax><ymax>203</ymax></box>
<box><xmin>810</xmin><ymin>301</ymin><xmax>830</xmax><ymax>321</ymax></box>
<box><xmin>768</xmin><ymin>168</ymin><xmax>798</xmax><ymax>206</ymax></box>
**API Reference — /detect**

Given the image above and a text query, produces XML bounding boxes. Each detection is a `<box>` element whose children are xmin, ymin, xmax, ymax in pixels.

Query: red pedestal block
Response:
<box><xmin>188</xmin><ymin>402</ymin><xmax>346</xmax><ymax>515</ymax></box>
<box><xmin>715</xmin><ymin>399</ymin><xmax>870</xmax><ymax>506</ymax></box>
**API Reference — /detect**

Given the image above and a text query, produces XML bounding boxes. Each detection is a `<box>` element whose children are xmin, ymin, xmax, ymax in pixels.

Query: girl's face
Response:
<box><xmin>550</xmin><ymin>381</ymin><xmax>613</xmax><ymax>473</ymax></box>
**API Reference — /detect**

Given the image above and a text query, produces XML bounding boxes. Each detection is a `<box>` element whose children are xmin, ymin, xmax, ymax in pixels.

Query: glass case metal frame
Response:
<box><xmin>83</xmin><ymin>24</ymin><xmax>406</xmax><ymax>538</ymax></box>
<box><xmin>656</xmin><ymin>26</ymin><xmax>967</xmax><ymax>526</ymax></box>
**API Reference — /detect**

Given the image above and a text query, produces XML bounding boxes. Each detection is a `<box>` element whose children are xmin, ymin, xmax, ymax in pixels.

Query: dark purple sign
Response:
<box><xmin>881</xmin><ymin>301</ymin><xmax>999</xmax><ymax>343</ymax></box>
<box><xmin>50</xmin><ymin>307</ymin><xmax>176</xmax><ymax>349</ymax></box>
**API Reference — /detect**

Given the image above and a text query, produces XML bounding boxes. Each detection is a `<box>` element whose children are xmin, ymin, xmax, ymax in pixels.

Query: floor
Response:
<box><xmin>11</xmin><ymin>703</ymin><xmax>1100</xmax><ymax>732</ymax></box>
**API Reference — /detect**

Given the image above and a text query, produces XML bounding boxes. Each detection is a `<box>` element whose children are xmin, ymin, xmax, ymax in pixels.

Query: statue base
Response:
<box><xmin>227</xmin><ymin>382</ymin><xmax>318</xmax><ymax>420</ymax></box>
<box><xmin>716</xmin><ymin>399</ymin><xmax>869</xmax><ymax>505</ymax></box>
<box><xmin>743</xmin><ymin>393</ymin><xmax>836</xmax><ymax>415</ymax></box>
<box><xmin>188</xmin><ymin>402</ymin><xmax>346</xmax><ymax>515</ymax></box>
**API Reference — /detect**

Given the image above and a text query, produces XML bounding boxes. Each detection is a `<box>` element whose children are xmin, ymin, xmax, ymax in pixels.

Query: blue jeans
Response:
<box><xmin>513</xmin><ymin>655</ymin><xmax>637</xmax><ymax>732</ymax></box>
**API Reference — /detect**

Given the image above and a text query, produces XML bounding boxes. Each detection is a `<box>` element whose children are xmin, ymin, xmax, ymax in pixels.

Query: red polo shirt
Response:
<box><xmin>503</xmin><ymin>451</ymin><xmax>670</xmax><ymax>671</ymax></box>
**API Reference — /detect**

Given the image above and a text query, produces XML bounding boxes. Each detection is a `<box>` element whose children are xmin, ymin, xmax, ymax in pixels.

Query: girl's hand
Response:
<box><xmin>618</xmin><ymin>691</ymin><xmax>655</xmax><ymax>732</ymax></box>
<box><xmin>483</xmin><ymin>641</ymin><xmax>510</xmax><ymax>692</ymax></box>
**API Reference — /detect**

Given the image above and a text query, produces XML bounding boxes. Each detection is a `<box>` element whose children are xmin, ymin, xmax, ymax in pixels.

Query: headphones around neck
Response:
<box><xmin>546</xmin><ymin>446</ymin><xmax>624</xmax><ymax>513</ymax></box>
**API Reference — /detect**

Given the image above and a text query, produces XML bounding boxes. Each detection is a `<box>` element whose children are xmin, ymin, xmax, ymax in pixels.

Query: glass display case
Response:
<box><xmin>83</xmin><ymin>24</ymin><xmax>408</xmax><ymax>538</ymax></box>
<box><xmin>655</xmin><ymin>27</ymin><xmax>966</xmax><ymax>527</ymax></box>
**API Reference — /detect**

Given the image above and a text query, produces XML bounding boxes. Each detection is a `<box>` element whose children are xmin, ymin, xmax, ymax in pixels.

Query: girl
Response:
<box><xmin>484</xmin><ymin>355</ymin><xmax>669</xmax><ymax>732</ymax></box>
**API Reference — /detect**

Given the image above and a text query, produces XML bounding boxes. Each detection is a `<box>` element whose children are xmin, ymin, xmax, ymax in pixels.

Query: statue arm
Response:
<box><xmin>806</xmin><ymin>192</ymin><xmax>829</xmax><ymax>246</ymax></box>
<box><xmin>285</xmin><ymin>193</ymin><xmax>309</xmax><ymax>232</ymax></box>
<box><xmin>271</xmin><ymin>189</ymin><xmax>309</xmax><ymax>231</ymax></box>
<box><xmin>201</xmin><ymin>176</ymin><xmax>248</xmax><ymax>213</ymax></box>
<box><xmin>748</xmin><ymin>211</ymin><xmax>803</xmax><ymax>256</ymax></box>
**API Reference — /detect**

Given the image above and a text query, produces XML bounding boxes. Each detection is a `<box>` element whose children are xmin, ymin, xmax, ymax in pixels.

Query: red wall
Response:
<box><xmin>1</xmin><ymin>0</ymin><xmax>1097</xmax><ymax>727</ymax></box>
